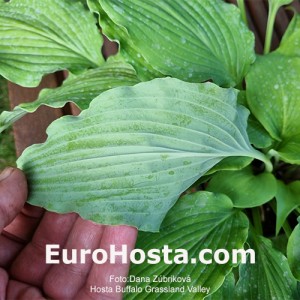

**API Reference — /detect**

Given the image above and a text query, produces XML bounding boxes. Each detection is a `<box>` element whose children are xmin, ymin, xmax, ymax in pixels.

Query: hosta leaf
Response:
<box><xmin>287</xmin><ymin>218</ymin><xmax>300</xmax><ymax>280</ymax></box>
<box><xmin>275</xmin><ymin>180</ymin><xmax>300</xmax><ymax>235</ymax></box>
<box><xmin>17</xmin><ymin>78</ymin><xmax>268</xmax><ymax>231</ymax></box>
<box><xmin>125</xmin><ymin>192</ymin><xmax>249</xmax><ymax>300</ymax></box>
<box><xmin>205</xmin><ymin>272</ymin><xmax>235</xmax><ymax>300</ymax></box>
<box><xmin>205</xmin><ymin>156</ymin><xmax>253</xmax><ymax>176</ymax></box>
<box><xmin>278</xmin><ymin>14</ymin><xmax>300</xmax><ymax>57</ymax></box>
<box><xmin>87</xmin><ymin>0</ymin><xmax>162</xmax><ymax>81</ymax></box>
<box><xmin>247</xmin><ymin>117</ymin><xmax>273</xmax><ymax>149</ymax></box>
<box><xmin>237</xmin><ymin>90</ymin><xmax>273</xmax><ymax>149</ymax></box>
<box><xmin>0</xmin><ymin>62</ymin><xmax>139</xmax><ymax>133</ymax></box>
<box><xmin>277</xmin><ymin>134</ymin><xmax>300</xmax><ymax>164</ymax></box>
<box><xmin>96</xmin><ymin>0</ymin><xmax>255</xmax><ymax>86</ymax></box>
<box><xmin>207</xmin><ymin>166</ymin><xmax>277</xmax><ymax>208</ymax></box>
<box><xmin>235</xmin><ymin>230</ymin><xmax>299</xmax><ymax>300</ymax></box>
<box><xmin>0</xmin><ymin>0</ymin><xmax>104</xmax><ymax>87</ymax></box>
<box><xmin>246</xmin><ymin>53</ymin><xmax>300</xmax><ymax>141</ymax></box>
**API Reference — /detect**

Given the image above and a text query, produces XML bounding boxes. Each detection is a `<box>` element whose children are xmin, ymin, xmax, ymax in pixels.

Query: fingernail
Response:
<box><xmin>0</xmin><ymin>167</ymin><xmax>14</xmax><ymax>182</ymax></box>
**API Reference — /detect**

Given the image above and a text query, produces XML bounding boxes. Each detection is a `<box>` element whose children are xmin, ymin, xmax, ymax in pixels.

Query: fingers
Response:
<box><xmin>76</xmin><ymin>225</ymin><xmax>138</xmax><ymax>300</ymax></box>
<box><xmin>0</xmin><ymin>168</ymin><xmax>27</xmax><ymax>231</ymax></box>
<box><xmin>0</xmin><ymin>234</ymin><xmax>23</xmax><ymax>268</ymax></box>
<box><xmin>1</xmin><ymin>200</ymin><xmax>45</xmax><ymax>268</ymax></box>
<box><xmin>9</xmin><ymin>212</ymin><xmax>78</xmax><ymax>287</ymax></box>
<box><xmin>9</xmin><ymin>216</ymin><xmax>137</xmax><ymax>299</ymax></box>
<box><xmin>1</xmin><ymin>268</ymin><xmax>46</xmax><ymax>300</ymax></box>
<box><xmin>0</xmin><ymin>268</ymin><xmax>9</xmax><ymax>300</ymax></box>
<box><xmin>3</xmin><ymin>203</ymin><xmax>45</xmax><ymax>243</ymax></box>
<box><xmin>43</xmin><ymin>218</ymin><xmax>105</xmax><ymax>299</ymax></box>
<box><xmin>6</xmin><ymin>280</ymin><xmax>46</xmax><ymax>300</ymax></box>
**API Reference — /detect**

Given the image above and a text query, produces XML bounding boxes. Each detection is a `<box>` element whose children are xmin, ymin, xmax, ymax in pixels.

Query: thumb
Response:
<box><xmin>0</xmin><ymin>167</ymin><xmax>27</xmax><ymax>231</ymax></box>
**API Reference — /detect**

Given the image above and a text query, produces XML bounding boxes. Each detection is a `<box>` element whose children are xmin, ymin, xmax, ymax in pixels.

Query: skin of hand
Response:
<box><xmin>0</xmin><ymin>167</ymin><xmax>138</xmax><ymax>300</ymax></box>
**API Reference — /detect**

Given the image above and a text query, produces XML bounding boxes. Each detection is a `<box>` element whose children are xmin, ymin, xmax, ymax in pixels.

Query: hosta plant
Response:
<box><xmin>1</xmin><ymin>0</ymin><xmax>300</xmax><ymax>298</ymax></box>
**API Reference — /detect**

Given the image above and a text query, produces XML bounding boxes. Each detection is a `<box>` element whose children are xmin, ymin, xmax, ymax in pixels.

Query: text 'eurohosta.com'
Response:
<box><xmin>45</xmin><ymin>244</ymin><xmax>255</xmax><ymax>265</ymax></box>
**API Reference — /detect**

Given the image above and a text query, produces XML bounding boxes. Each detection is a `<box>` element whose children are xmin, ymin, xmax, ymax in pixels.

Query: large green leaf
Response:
<box><xmin>125</xmin><ymin>192</ymin><xmax>249</xmax><ymax>299</ymax></box>
<box><xmin>207</xmin><ymin>166</ymin><xmax>277</xmax><ymax>208</ymax></box>
<box><xmin>275</xmin><ymin>180</ymin><xmax>300</xmax><ymax>235</ymax></box>
<box><xmin>87</xmin><ymin>0</ymin><xmax>162</xmax><ymax>81</ymax></box>
<box><xmin>95</xmin><ymin>0</ymin><xmax>255</xmax><ymax>87</ymax></box>
<box><xmin>205</xmin><ymin>156</ymin><xmax>252</xmax><ymax>176</ymax></box>
<box><xmin>235</xmin><ymin>230</ymin><xmax>299</xmax><ymax>299</ymax></box>
<box><xmin>0</xmin><ymin>0</ymin><xmax>104</xmax><ymax>87</ymax></box>
<box><xmin>205</xmin><ymin>272</ymin><xmax>235</xmax><ymax>300</ymax></box>
<box><xmin>17</xmin><ymin>78</ymin><xmax>268</xmax><ymax>231</ymax></box>
<box><xmin>246</xmin><ymin>53</ymin><xmax>300</xmax><ymax>163</ymax></box>
<box><xmin>277</xmin><ymin>134</ymin><xmax>300</xmax><ymax>164</ymax></box>
<box><xmin>237</xmin><ymin>90</ymin><xmax>273</xmax><ymax>149</ymax></box>
<box><xmin>278</xmin><ymin>14</ymin><xmax>300</xmax><ymax>57</ymax></box>
<box><xmin>287</xmin><ymin>218</ymin><xmax>300</xmax><ymax>280</ymax></box>
<box><xmin>0</xmin><ymin>61</ymin><xmax>139</xmax><ymax>133</ymax></box>
<box><xmin>247</xmin><ymin>116</ymin><xmax>273</xmax><ymax>149</ymax></box>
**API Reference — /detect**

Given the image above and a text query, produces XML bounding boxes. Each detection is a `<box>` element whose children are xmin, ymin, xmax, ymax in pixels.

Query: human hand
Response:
<box><xmin>0</xmin><ymin>167</ymin><xmax>138</xmax><ymax>299</ymax></box>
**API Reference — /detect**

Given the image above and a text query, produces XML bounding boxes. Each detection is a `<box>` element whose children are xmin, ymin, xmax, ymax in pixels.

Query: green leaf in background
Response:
<box><xmin>205</xmin><ymin>156</ymin><xmax>253</xmax><ymax>176</ymax></box>
<box><xmin>126</xmin><ymin>192</ymin><xmax>249</xmax><ymax>300</ymax></box>
<box><xmin>271</xmin><ymin>234</ymin><xmax>288</xmax><ymax>255</ymax></box>
<box><xmin>205</xmin><ymin>272</ymin><xmax>235</xmax><ymax>300</ymax></box>
<box><xmin>287</xmin><ymin>217</ymin><xmax>300</xmax><ymax>280</ymax></box>
<box><xmin>0</xmin><ymin>61</ymin><xmax>139</xmax><ymax>133</ymax></box>
<box><xmin>96</xmin><ymin>0</ymin><xmax>255</xmax><ymax>87</ymax></box>
<box><xmin>190</xmin><ymin>156</ymin><xmax>253</xmax><ymax>192</ymax></box>
<box><xmin>87</xmin><ymin>0</ymin><xmax>163</xmax><ymax>81</ymax></box>
<box><xmin>275</xmin><ymin>180</ymin><xmax>300</xmax><ymax>234</ymax></box>
<box><xmin>246</xmin><ymin>53</ymin><xmax>300</xmax><ymax>163</ymax></box>
<box><xmin>207</xmin><ymin>166</ymin><xmax>277</xmax><ymax>208</ymax></box>
<box><xmin>17</xmin><ymin>78</ymin><xmax>268</xmax><ymax>231</ymax></box>
<box><xmin>247</xmin><ymin>117</ymin><xmax>274</xmax><ymax>149</ymax></box>
<box><xmin>235</xmin><ymin>230</ymin><xmax>299</xmax><ymax>300</ymax></box>
<box><xmin>277</xmin><ymin>134</ymin><xmax>300</xmax><ymax>164</ymax></box>
<box><xmin>0</xmin><ymin>0</ymin><xmax>104</xmax><ymax>87</ymax></box>
<box><xmin>237</xmin><ymin>90</ymin><xmax>273</xmax><ymax>149</ymax></box>
<box><xmin>278</xmin><ymin>14</ymin><xmax>300</xmax><ymax>57</ymax></box>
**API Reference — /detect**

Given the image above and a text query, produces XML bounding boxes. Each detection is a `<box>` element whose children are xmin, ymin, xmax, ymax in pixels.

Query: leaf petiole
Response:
<box><xmin>237</xmin><ymin>0</ymin><xmax>248</xmax><ymax>27</ymax></box>
<box><xmin>265</xmin><ymin>0</ymin><xmax>294</xmax><ymax>54</ymax></box>
<box><xmin>254</xmin><ymin>150</ymin><xmax>274</xmax><ymax>173</ymax></box>
<box><xmin>264</xmin><ymin>0</ymin><xmax>278</xmax><ymax>54</ymax></box>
